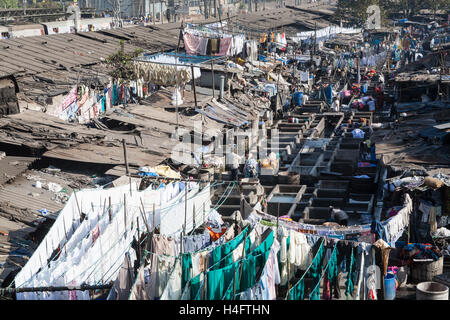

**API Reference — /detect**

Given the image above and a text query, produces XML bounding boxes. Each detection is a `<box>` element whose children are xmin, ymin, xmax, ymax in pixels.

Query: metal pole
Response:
<box><xmin>153</xmin><ymin>0</ymin><xmax>156</xmax><ymax>25</ymax></box>
<box><xmin>153</xmin><ymin>203</ymin><xmax>156</xmax><ymax>230</ymax></box>
<box><xmin>210</xmin><ymin>55</ymin><xmax>215</xmax><ymax>98</ymax></box>
<box><xmin>192</xmin><ymin>204</ymin><xmax>196</xmax><ymax>231</ymax></box>
<box><xmin>1</xmin><ymin>283</ymin><xmax>113</xmax><ymax>294</ymax></box>
<box><xmin>108</xmin><ymin>197</ymin><xmax>112</xmax><ymax>223</ymax></box>
<box><xmin>276</xmin><ymin>202</ymin><xmax>280</xmax><ymax>235</ymax></box>
<box><xmin>219</xmin><ymin>75</ymin><xmax>225</xmax><ymax>100</ymax></box>
<box><xmin>314</xmin><ymin>22</ymin><xmax>317</xmax><ymax>56</ymax></box>
<box><xmin>191</xmin><ymin>64</ymin><xmax>198</xmax><ymax>108</ymax></box>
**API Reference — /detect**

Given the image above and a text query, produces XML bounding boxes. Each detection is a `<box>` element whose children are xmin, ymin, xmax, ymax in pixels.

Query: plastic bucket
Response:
<box><xmin>416</xmin><ymin>281</ymin><xmax>449</xmax><ymax>300</ymax></box>
<box><xmin>384</xmin><ymin>273</ymin><xmax>396</xmax><ymax>300</ymax></box>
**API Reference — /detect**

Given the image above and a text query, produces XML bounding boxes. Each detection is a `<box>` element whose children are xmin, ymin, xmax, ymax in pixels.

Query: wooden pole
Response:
<box><xmin>139</xmin><ymin>206</ymin><xmax>151</xmax><ymax>233</ymax></box>
<box><xmin>62</xmin><ymin>215</ymin><xmax>68</xmax><ymax>255</ymax></box>
<box><xmin>73</xmin><ymin>189</ymin><xmax>83</xmax><ymax>222</ymax></box>
<box><xmin>191</xmin><ymin>64</ymin><xmax>198</xmax><ymax>108</ymax></box>
<box><xmin>203</xmin><ymin>272</ymin><xmax>207</xmax><ymax>300</ymax></box>
<box><xmin>238</xmin><ymin>233</ymin><xmax>248</xmax><ymax>285</ymax></box>
<box><xmin>102</xmin><ymin>198</ymin><xmax>107</xmax><ymax>216</ymax></box>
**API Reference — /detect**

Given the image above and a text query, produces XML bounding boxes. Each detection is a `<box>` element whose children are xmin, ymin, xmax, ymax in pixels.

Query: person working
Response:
<box><xmin>244</xmin><ymin>151</ymin><xmax>259</xmax><ymax>178</ymax></box>
<box><xmin>328</xmin><ymin>206</ymin><xmax>349</xmax><ymax>226</ymax></box>
<box><xmin>228</xmin><ymin>149</ymin><xmax>242</xmax><ymax>181</ymax></box>
<box><xmin>331</xmin><ymin>96</ymin><xmax>340</xmax><ymax>112</ymax></box>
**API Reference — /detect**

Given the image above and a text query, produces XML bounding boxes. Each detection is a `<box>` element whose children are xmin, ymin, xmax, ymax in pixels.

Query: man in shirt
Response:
<box><xmin>244</xmin><ymin>151</ymin><xmax>259</xmax><ymax>178</ymax></box>
<box><xmin>228</xmin><ymin>149</ymin><xmax>242</xmax><ymax>181</ymax></box>
<box><xmin>329</xmin><ymin>206</ymin><xmax>349</xmax><ymax>226</ymax></box>
<box><xmin>301</xmin><ymin>93</ymin><xmax>309</xmax><ymax>106</ymax></box>
<box><xmin>331</xmin><ymin>97</ymin><xmax>340</xmax><ymax>112</ymax></box>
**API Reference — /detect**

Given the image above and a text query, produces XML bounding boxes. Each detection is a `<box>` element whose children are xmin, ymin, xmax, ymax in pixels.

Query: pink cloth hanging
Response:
<box><xmin>183</xmin><ymin>32</ymin><xmax>208</xmax><ymax>55</ymax></box>
<box><xmin>216</xmin><ymin>37</ymin><xmax>232</xmax><ymax>56</ymax></box>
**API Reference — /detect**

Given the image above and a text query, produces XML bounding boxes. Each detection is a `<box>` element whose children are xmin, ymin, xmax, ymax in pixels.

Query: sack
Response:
<box><xmin>423</xmin><ymin>177</ymin><xmax>443</xmax><ymax>189</ymax></box>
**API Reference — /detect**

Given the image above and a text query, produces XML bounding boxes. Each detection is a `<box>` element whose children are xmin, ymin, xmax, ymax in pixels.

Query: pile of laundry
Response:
<box><xmin>138</xmin><ymin>165</ymin><xmax>182</xmax><ymax>179</ymax></box>
<box><xmin>400</xmin><ymin>243</ymin><xmax>442</xmax><ymax>261</ymax></box>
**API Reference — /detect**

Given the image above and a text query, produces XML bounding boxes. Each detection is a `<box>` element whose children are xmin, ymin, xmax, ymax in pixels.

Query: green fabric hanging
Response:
<box><xmin>222</xmin><ymin>262</ymin><xmax>241</xmax><ymax>300</ymax></box>
<box><xmin>288</xmin><ymin>278</ymin><xmax>304</xmax><ymax>300</ymax></box>
<box><xmin>287</xmin><ymin>239</ymin><xmax>324</xmax><ymax>300</ymax></box>
<box><xmin>190</xmin><ymin>274</ymin><xmax>202</xmax><ymax>300</ymax></box>
<box><xmin>181</xmin><ymin>253</ymin><xmax>192</xmax><ymax>290</ymax></box>
<box><xmin>240</xmin><ymin>254</ymin><xmax>256</xmax><ymax>290</ymax></box>
<box><xmin>310</xmin><ymin>283</ymin><xmax>321</xmax><ymax>300</ymax></box>
<box><xmin>112</xmin><ymin>83</ymin><xmax>118</xmax><ymax>105</ymax></box>
<box><xmin>345</xmin><ymin>247</ymin><xmax>356</xmax><ymax>298</ymax></box>
<box><xmin>210</xmin><ymin>226</ymin><xmax>250</xmax><ymax>270</ymax></box>
<box><xmin>307</xmin><ymin>240</ymin><xmax>325</xmax><ymax>280</ymax></box>
<box><xmin>251</xmin><ymin>230</ymin><xmax>274</xmax><ymax>268</ymax></box>
<box><xmin>207</xmin><ymin>267</ymin><xmax>224</xmax><ymax>300</ymax></box>
<box><xmin>210</xmin><ymin>245</ymin><xmax>222</xmax><ymax>270</ymax></box>
<box><xmin>327</xmin><ymin>246</ymin><xmax>339</xmax><ymax>286</ymax></box>
<box><xmin>207</xmin><ymin>230</ymin><xmax>274</xmax><ymax>299</ymax></box>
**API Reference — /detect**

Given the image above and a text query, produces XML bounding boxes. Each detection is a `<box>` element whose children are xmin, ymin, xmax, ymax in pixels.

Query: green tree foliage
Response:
<box><xmin>105</xmin><ymin>40</ymin><xmax>143</xmax><ymax>84</ymax></box>
<box><xmin>0</xmin><ymin>0</ymin><xmax>19</xmax><ymax>9</ymax></box>
<box><xmin>424</xmin><ymin>0</ymin><xmax>450</xmax><ymax>17</ymax></box>
<box><xmin>337</xmin><ymin>0</ymin><xmax>391</xmax><ymax>27</ymax></box>
<box><xmin>392</xmin><ymin>0</ymin><xmax>424</xmax><ymax>18</ymax></box>
<box><xmin>338</xmin><ymin>0</ymin><xmax>450</xmax><ymax>23</ymax></box>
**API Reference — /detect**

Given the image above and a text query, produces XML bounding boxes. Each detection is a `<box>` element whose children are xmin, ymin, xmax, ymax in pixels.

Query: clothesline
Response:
<box><xmin>285</xmin><ymin>238</ymin><xmax>324</xmax><ymax>300</ymax></box>
<box><xmin>309</xmin><ymin>243</ymin><xmax>337</xmax><ymax>300</ymax></box>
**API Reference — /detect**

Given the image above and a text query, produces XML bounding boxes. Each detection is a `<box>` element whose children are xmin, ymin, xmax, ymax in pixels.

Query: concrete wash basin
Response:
<box><xmin>266</xmin><ymin>184</ymin><xmax>307</xmax><ymax>217</ymax></box>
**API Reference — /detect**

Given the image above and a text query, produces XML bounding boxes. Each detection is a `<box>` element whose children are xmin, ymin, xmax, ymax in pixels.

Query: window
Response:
<box><xmin>53</xmin><ymin>27</ymin><xmax>59</xmax><ymax>33</ymax></box>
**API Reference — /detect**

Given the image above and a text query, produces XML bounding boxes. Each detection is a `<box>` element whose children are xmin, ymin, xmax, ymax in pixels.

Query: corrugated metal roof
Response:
<box><xmin>0</xmin><ymin>156</ymin><xmax>37</xmax><ymax>186</ymax></box>
<box><xmin>0</xmin><ymin>25</ymin><xmax>181</xmax><ymax>77</ymax></box>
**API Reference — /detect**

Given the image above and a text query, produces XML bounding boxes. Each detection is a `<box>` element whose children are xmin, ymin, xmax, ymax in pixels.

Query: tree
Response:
<box><xmin>337</xmin><ymin>0</ymin><xmax>392</xmax><ymax>27</ymax></box>
<box><xmin>105</xmin><ymin>40</ymin><xmax>143</xmax><ymax>84</ymax></box>
<box><xmin>393</xmin><ymin>0</ymin><xmax>424</xmax><ymax>18</ymax></box>
<box><xmin>0</xmin><ymin>0</ymin><xmax>19</xmax><ymax>8</ymax></box>
<box><xmin>424</xmin><ymin>0</ymin><xmax>450</xmax><ymax>19</ymax></box>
